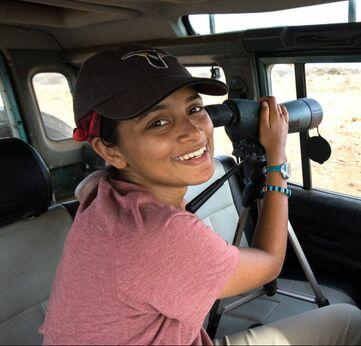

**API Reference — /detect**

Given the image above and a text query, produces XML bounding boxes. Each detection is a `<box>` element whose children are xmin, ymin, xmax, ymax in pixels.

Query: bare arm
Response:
<box><xmin>218</xmin><ymin>96</ymin><xmax>289</xmax><ymax>299</ymax></box>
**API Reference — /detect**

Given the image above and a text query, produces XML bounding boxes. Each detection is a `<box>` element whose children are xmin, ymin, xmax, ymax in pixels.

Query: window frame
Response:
<box><xmin>31</xmin><ymin>69</ymin><xmax>75</xmax><ymax>143</ymax></box>
<box><xmin>0</xmin><ymin>54</ymin><xmax>27</xmax><ymax>141</ymax></box>
<box><xmin>258</xmin><ymin>54</ymin><xmax>361</xmax><ymax>199</ymax></box>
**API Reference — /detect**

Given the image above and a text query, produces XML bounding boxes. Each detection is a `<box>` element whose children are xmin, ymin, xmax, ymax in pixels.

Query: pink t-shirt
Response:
<box><xmin>39</xmin><ymin>176</ymin><xmax>240</xmax><ymax>345</ymax></box>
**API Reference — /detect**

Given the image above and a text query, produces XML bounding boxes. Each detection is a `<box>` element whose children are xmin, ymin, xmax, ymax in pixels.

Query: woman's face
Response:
<box><xmin>115</xmin><ymin>86</ymin><xmax>215</xmax><ymax>189</ymax></box>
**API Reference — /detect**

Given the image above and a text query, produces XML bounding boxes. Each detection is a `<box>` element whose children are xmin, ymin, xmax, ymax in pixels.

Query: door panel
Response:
<box><xmin>284</xmin><ymin>184</ymin><xmax>361</xmax><ymax>304</ymax></box>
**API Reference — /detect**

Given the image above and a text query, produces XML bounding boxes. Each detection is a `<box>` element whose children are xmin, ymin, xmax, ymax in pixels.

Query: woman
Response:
<box><xmin>40</xmin><ymin>45</ymin><xmax>361</xmax><ymax>345</ymax></box>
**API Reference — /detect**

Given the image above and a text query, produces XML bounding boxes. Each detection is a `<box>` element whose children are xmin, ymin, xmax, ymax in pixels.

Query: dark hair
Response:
<box><xmin>99</xmin><ymin>115</ymin><xmax>125</xmax><ymax>180</ymax></box>
<box><xmin>100</xmin><ymin>115</ymin><xmax>120</xmax><ymax>147</ymax></box>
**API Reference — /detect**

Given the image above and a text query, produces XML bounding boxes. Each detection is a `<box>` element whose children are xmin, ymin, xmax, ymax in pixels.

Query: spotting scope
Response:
<box><xmin>205</xmin><ymin>98</ymin><xmax>323</xmax><ymax>143</ymax></box>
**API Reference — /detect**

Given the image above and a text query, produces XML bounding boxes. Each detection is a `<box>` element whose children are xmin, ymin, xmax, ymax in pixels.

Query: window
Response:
<box><xmin>0</xmin><ymin>91</ymin><xmax>12</xmax><ymax>138</ymax></box>
<box><xmin>32</xmin><ymin>72</ymin><xmax>74</xmax><ymax>141</ymax></box>
<box><xmin>305</xmin><ymin>63</ymin><xmax>361</xmax><ymax>197</ymax></box>
<box><xmin>189</xmin><ymin>1</ymin><xmax>355</xmax><ymax>35</ymax></box>
<box><xmin>0</xmin><ymin>85</ymin><xmax>22</xmax><ymax>139</ymax></box>
<box><xmin>269</xmin><ymin>64</ymin><xmax>297</xmax><ymax>103</ymax></box>
<box><xmin>269</xmin><ymin>61</ymin><xmax>361</xmax><ymax>197</ymax></box>
<box><xmin>186</xmin><ymin>66</ymin><xmax>233</xmax><ymax>157</ymax></box>
<box><xmin>0</xmin><ymin>54</ymin><xmax>26</xmax><ymax>140</ymax></box>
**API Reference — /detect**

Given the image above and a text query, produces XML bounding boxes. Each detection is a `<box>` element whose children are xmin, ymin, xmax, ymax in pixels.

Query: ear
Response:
<box><xmin>91</xmin><ymin>137</ymin><xmax>128</xmax><ymax>170</ymax></box>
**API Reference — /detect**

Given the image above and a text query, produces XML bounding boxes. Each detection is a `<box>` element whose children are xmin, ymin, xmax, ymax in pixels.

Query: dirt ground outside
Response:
<box><xmin>32</xmin><ymin>65</ymin><xmax>361</xmax><ymax>198</ymax></box>
<box><xmin>271</xmin><ymin>64</ymin><xmax>361</xmax><ymax>198</ymax></box>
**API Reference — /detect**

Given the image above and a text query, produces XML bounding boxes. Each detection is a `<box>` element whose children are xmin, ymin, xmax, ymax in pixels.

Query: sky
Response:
<box><xmin>189</xmin><ymin>1</ymin><xmax>360</xmax><ymax>34</ymax></box>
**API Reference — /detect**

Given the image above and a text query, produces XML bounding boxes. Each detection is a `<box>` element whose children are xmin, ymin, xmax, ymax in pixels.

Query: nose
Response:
<box><xmin>176</xmin><ymin>114</ymin><xmax>204</xmax><ymax>143</ymax></box>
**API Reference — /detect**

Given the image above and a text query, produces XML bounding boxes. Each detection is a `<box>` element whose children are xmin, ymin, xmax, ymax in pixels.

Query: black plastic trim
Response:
<box><xmin>62</xmin><ymin>200</ymin><xmax>80</xmax><ymax>220</ymax></box>
<box><xmin>294</xmin><ymin>63</ymin><xmax>312</xmax><ymax>189</ymax></box>
<box><xmin>181</xmin><ymin>15</ymin><xmax>196</xmax><ymax>36</ymax></box>
<box><xmin>243</xmin><ymin>22</ymin><xmax>361</xmax><ymax>54</ymax></box>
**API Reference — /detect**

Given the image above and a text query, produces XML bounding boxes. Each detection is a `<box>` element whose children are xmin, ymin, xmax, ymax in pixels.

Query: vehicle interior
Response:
<box><xmin>0</xmin><ymin>0</ymin><xmax>360</xmax><ymax>344</ymax></box>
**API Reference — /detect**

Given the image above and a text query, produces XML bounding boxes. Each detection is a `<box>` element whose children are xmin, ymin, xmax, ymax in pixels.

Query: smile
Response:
<box><xmin>175</xmin><ymin>145</ymin><xmax>207</xmax><ymax>161</ymax></box>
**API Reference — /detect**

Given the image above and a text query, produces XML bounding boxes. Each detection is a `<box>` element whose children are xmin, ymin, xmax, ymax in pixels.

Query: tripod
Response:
<box><xmin>186</xmin><ymin>146</ymin><xmax>329</xmax><ymax>339</ymax></box>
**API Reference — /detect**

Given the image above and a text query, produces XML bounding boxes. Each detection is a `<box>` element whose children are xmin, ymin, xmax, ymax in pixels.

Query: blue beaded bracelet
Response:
<box><xmin>262</xmin><ymin>185</ymin><xmax>292</xmax><ymax>197</ymax></box>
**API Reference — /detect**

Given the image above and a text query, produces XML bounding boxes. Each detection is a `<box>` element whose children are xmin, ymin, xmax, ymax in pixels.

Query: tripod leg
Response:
<box><xmin>287</xmin><ymin>220</ymin><xmax>329</xmax><ymax>307</ymax></box>
<box><xmin>232</xmin><ymin>206</ymin><xmax>250</xmax><ymax>246</ymax></box>
<box><xmin>263</xmin><ymin>279</ymin><xmax>278</xmax><ymax>296</ymax></box>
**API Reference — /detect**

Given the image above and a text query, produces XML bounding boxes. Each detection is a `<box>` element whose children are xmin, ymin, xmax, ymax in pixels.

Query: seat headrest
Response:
<box><xmin>0</xmin><ymin>138</ymin><xmax>53</xmax><ymax>227</ymax></box>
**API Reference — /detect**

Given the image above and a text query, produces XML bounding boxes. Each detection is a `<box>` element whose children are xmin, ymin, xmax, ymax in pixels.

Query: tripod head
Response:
<box><xmin>231</xmin><ymin>138</ymin><xmax>267</xmax><ymax>202</ymax></box>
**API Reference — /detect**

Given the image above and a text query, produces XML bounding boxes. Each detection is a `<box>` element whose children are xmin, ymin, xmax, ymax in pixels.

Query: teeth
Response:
<box><xmin>177</xmin><ymin>146</ymin><xmax>206</xmax><ymax>161</ymax></box>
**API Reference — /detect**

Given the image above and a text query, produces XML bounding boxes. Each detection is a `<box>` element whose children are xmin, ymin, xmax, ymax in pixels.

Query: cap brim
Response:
<box><xmin>93</xmin><ymin>75</ymin><xmax>228</xmax><ymax>120</ymax></box>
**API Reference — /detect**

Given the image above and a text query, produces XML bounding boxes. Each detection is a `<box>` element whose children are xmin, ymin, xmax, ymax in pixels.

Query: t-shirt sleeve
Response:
<box><xmin>115</xmin><ymin>208</ymin><xmax>240</xmax><ymax>327</ymax></box>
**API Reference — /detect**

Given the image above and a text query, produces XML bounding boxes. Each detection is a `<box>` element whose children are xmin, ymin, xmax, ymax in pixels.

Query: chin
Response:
<box><xmin>187</xmin><ymin>163</ymin><xmax>215</xmax><ymax>186</ymax></box>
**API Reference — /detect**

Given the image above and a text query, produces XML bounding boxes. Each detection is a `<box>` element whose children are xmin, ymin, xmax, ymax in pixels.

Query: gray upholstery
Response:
<box><xmin>215</xmin><ymin>279</ymin><xmax>354</xmax><ymax>338</ymax></box>
<box><xmin>185</xmin><ymin>158</ymin><xmax>355</xmax><ymax>338</ymax></box>
<box><xmin>185</xmin><ymin>159</ymin><xmax>248</xmax><ymax>248</ymax></box>
<box><xmin>0</xmin><ymin>205</ymin><xmax>72</xmax><ymax>345</ymax></box>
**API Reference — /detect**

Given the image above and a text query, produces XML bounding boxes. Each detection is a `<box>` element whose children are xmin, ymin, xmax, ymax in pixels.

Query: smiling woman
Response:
<box><xmin>90</xmin><ymin>87</ymin><xmax>216</xmax><ymax>207</ymax></box>
<box><xmin>38</xmin><ymin>44</ymin><xmax>361</xmax><ymax>346</ymax></box>
<box><xmin>40</xmin><ymin>45</ymin><xmax>237</xmax><ymax>345</ymax></box>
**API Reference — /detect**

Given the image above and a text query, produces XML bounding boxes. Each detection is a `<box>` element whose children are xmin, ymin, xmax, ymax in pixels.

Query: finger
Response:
<box><xmin>259</xmin><ymin>96</ymin><xmax>274</xmax><ymax>102</ymax></box>
<box><xmin>259</xmin><ymin>101</ymin><xmax>270</xmax><ymax>129</ymax></box>
<box><xmin>280</xmin><ymin>104</ymin><xmax>289</xmax><ymax>122</ymax></box>
<box><xmin>265</xmin><ymin>96</ymin><xmax>278</xmax><ymax>123</ymax></box>
<box><xmin>277</xmin><ymin>104</ymin><xmax>283</xmax><ymax>117</ymax></box>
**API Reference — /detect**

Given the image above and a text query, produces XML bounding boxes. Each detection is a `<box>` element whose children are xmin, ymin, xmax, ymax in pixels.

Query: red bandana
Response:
<box><xmin>73</xmin><ymin>111</ymin><xmax>101</xmax><ymax>143</ymax></box>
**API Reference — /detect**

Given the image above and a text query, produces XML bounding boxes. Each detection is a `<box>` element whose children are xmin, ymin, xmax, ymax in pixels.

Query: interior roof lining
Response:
<box><xmin>18</xmin><ymin>0</ymin><xmax>140</xmax><ymax>16</ymax></box>
<box><xmin>0</xmin><ymin>0</ymin><xmax>350</xmax><ymax>50</ymax></box>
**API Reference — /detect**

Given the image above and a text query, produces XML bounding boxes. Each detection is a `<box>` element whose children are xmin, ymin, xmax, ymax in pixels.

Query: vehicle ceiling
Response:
<box><xmin>0</xmin><ymin>0</ymin><xmax>343</xmax><ymax>50</ymax></box>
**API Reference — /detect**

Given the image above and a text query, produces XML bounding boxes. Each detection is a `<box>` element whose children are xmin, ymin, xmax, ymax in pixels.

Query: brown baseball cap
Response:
<box><xmin>73</xmin><ymin>45</ymin><xmax>228</xmax><ymax>123</ymax></box>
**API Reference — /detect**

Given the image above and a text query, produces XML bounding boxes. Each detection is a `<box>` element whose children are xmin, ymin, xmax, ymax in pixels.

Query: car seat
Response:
<box><xmin>0</xmin><ymin>138</ymin><xmax>73</xmax><ymax>345</ymax></box>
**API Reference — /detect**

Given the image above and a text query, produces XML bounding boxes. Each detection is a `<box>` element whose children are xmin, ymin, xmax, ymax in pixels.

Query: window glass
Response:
<box><xmin>32</xmin><ymin>72</ymin><xmax>74</xmax><ymax>141</ymax></box>
<box><xmin>269</xmin><ymin>64</ymin><xmax>297</xmax><ymax>103</ymax></box>
<box><xmin>186</xmin><ymin>66</ymin><xmax>233</xmax><ymax>157</ymax></box>
<box><xmin>0</xmin><ymin>91</ymin><xmax>11</xmax><ymax>138</ymax></box>
<box><xmin>270</xmin><ymin>64</ymin><xmax>302</xmax><ymax>185</ymax></box>
<box><xmin>189</xmin><ymin>1</ymin><xmax>350</xmax><ymax>35</ymax></box>
<box><xmin>0</xmin><ymin>88</ymin><xmax>19</xmax><ymax>139</ymax></box>
<box><xmin>305</xmin><ymin>63</ymin><xmax>361</xmax><ymax>197</ymax></box>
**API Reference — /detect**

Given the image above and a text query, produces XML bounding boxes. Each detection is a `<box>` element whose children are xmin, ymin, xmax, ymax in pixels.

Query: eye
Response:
<box><xmin>147</xmin><ymin>118</ymin><xmax>170</xmax><ymax>128</ymax></box>
<box><xmin>189</xmin><ymin>106</ymin><xmax>205</xmax><ymax>115</ymax></box>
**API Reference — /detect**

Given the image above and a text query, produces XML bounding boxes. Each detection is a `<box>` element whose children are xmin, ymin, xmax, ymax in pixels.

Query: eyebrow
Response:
<box><xmin>186</xmin><ymin>93</ymin><xmax>202</xmax><ymax>102</ymax></box>
<box><xmin>135</xmin><ymin>104</ymin><xmax>167</xmax><ymax>123</ymax></box>
<box><xmin>136</xmin><ymin>93</ymin><xmax>202</xmax><ymax>123</ymax></box>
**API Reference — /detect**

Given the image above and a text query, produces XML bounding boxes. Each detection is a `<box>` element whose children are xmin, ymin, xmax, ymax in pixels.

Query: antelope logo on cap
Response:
<box><xmin>121</xmin><ymin>50</ymin><xmax>169</xmax><ymax>69</ymax></box>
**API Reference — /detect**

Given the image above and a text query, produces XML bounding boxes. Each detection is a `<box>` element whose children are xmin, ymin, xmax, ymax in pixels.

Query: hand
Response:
<box><xmin>258</xmin><ymin>96</ymin><xmax>289</xmax><ymax>166</ymax></box>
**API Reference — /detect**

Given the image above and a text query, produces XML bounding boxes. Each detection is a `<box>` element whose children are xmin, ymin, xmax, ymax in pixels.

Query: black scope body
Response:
<box><xmin>205</xmin><ymin>98</ymin><xmax>323</xmax><ymax>142</ymax></box>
